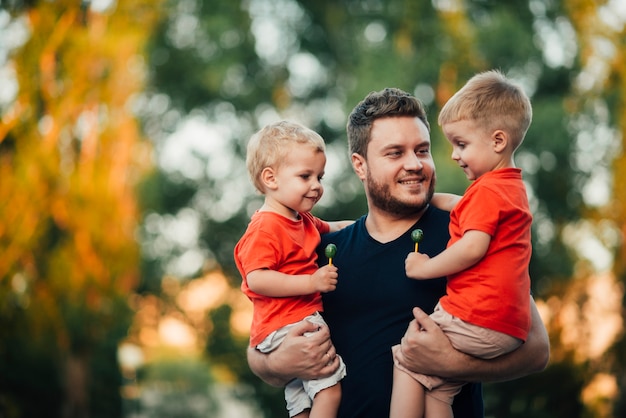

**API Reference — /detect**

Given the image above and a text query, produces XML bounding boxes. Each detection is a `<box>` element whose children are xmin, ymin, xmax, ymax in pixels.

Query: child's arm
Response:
<box><xmin>327</xmin><ymin>220</ymin><xmax>354</xmax><ymax>233</ymax></box>
<box><xmin>405</xmin><ymin>230</ymin><xmax>491</xmax><ymax>279</ymax></box>
<box><xmin>430</xmin><ymin>193</ymin><xmax>462</xmax><ymax>212</ymax></box>
<box><xmin>247</xmin><ymin>265</ymin><xmax>338</xmax><ymax>297</ymax></box>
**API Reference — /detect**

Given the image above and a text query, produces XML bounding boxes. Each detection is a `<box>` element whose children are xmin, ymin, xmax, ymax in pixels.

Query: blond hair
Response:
<box><xmin>438</xmin><ymin>70</ymin><xmax>532</xmax><ymax>150</ymax></box>
<box><xmin>246</xmin><ymin>120</ymin><xmax>326</xmax><ymax>193</ymax></box>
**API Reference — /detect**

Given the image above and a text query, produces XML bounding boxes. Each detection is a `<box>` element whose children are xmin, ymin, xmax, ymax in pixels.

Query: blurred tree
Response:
<box><xmin>564</xmin><ymin>0</ymin><xmax>626</xmax><ymax>416</ymax></box>
<box><xmin>138</xmin><ymin>0</ymin><xmax>625</xmax><ymax>416</ymax></box>
<box><xmin>206</xmin><ymin>304</ymin><xmax>287</xmax><ymax>417</ymax></box>
<box><xmin>0</xmin><ymin>0</ymin><xmax>611</xmax><ymax>416</ymax></box>
<box><xmin>136</xmin><ymin>357</ymin><xmax>219</xmax><ymax>417</ymax></box>
<box><xmin>0</xmin><ymin>0</ymin><xmax>163</xmax><ymax>416</ymax></box>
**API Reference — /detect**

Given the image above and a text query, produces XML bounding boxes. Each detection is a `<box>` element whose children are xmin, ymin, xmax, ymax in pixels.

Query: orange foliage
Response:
<box><xmin>610</xmin><ymin>29</ymin><xmax>626</xmax><ymax>274</ymax></box>
<box><xmin>0</xmin><ymin>0</ymin><xmax>163</xmax><ymax>349</ymax></box>
<box><xmin>564</xmin><ymin>0</ymin><xmax>626</xmax><ymax>275</ymax></box>
<box><xmin>0</xmin><ymin>1</ymin><xmax>165</xmax><ymax>413</ymax></box>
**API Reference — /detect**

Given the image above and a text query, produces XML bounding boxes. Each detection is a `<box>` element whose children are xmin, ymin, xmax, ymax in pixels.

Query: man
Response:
<box><xmin>247</xmin><ymin>87</ymin><xmax>550</xmax><ymax>417</ymax></box>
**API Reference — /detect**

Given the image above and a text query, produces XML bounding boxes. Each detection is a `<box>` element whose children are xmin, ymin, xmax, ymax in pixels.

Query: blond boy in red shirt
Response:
<box><xmin>391</xmin><ymin>70</ymin><xmax>534</xmax><ymax>418</ymax></box>
<box><xmin>235</xmin><ymin>121</ymin><xmax>351</xmax><ymax>418</ymax></box>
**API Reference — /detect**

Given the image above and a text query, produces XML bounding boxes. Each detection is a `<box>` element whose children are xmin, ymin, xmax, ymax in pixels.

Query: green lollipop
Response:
<box><xmin>411</xmin><ymin>229</ymin><xmax>424</xmax><ymax>252</ymax></box>
<box><xmin>325</xmin><ymin>243</ymin><xmax>337</xmax><ymax>266</ymax></box>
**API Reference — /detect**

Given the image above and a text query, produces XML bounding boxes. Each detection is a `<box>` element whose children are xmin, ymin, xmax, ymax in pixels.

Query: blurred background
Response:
<box><xmin>0</xmin><ymin>0</ymin><xmax>625</xmax><ymax>417</ymax></box>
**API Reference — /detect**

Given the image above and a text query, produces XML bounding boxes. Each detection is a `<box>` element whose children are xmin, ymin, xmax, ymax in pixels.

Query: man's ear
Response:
<box><xmin>492</xmin><ymin>130</ymin><xmax>508</xmax><ymax>153</ymax></box>
<box><xmin>261</xmin><ymin>167</ymin><xmax>278</xmax><ymax>190</ymax></box>
<box><xmin>351</xmin><ymin>153</ymin><xmax>367</xmax><ymax>181</ymax></box>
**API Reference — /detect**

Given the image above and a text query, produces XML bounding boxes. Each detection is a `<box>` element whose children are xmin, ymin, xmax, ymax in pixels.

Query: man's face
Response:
<box><xmin>353</xmin><ymin>116</ymin><xmax>436</xmax><ymax>216</ymax></box>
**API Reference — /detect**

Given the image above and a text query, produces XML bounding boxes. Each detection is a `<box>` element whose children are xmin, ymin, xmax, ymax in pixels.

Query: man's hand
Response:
<box><xmin>247</xmin><ymin>318</ymin><xmax>340</xmax><ymax>386</ymax></box>
<box><xmin>395</xmin><ymin>307</ymin><xmax>462</xmax><ymax>377</ymax></box>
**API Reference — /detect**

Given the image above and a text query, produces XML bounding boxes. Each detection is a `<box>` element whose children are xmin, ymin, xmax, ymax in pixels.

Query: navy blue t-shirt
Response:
<box><xmin>318</xmin><ymin>206</ymin><xmax>484</xmax><ymax>418</ymax></box>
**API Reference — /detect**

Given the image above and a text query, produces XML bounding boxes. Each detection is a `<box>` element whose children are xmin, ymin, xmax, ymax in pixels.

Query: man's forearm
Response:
<box><xmin>398</xmin><ymin>298</ymin><xmax>549</xmax><ymax>382</ymax></box>
<box><xmin>247</xmin><ymin>346</ymin><xmax>291</xmax><ymax>387</ymax></box>
<box><xmin>245</xmin><ymin>320</ymin><xmax>338</xmax><ymax>387</ymax></box>
<box><xmin>432</xmin><ymin>298</ymin><xmax>550</xmax><ymax>382</ymax></box>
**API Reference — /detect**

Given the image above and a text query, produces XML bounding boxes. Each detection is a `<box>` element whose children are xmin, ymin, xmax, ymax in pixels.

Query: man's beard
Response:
<box><xmin>366</xmin><ymin>171</ymin><xmax>435</xmax><ymax>216</ymax></box>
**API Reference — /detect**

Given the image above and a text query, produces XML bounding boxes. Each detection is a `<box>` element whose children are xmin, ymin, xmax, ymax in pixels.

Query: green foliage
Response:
<box><xmin>136</xmin><ymin>357</ymin><xmax>219</xmax><ymax>417</ymax></box>
<box><xmin>147</xmin><ymin>0</ymin><xmax>259</xmax><ymax>112</ymax></box>
<box><xmin>206</xmin><ymin>304</ymin><xmax>286</xmax><ymax>417</ymax></box>
<box><xmin>0</xmin><ymin>325</ymin><xmax>63</xmax><ymax>417</ymax></box>
<box><xmin>484</xmin><ymin>361</ymin><xmax>586</xmax><ymax>417</ymax></box>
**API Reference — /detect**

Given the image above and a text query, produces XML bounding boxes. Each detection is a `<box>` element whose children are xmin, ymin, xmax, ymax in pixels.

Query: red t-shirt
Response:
<box><xmin>439</xmin><ymin>168</ymin><xmax>532</xmax><ymax>341</ymax></box>
<box><xmin>234</xmin><ymin>211</ymin><xmax>330</xmax><ymax>346</ymax></box>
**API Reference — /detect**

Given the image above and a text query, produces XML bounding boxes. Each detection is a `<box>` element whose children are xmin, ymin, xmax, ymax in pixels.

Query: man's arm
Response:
<box><xmin>430</xmin><ymin>192</ymin><xmax>462</xmax><ymax>212</ymax></box>
<box><xmin>396</xmin><ymin>297</ymin><xmax>549</xmax><ymax>382</ymax></box>
<box><xmin>328</xmin><ymin>220</ymin><xmax>355</xmax><ymax>232</ymax></box>
<box><xmin>247</xmin><ymin>319</ymin><xmax>340</xmax><ymax>387</ymax></box>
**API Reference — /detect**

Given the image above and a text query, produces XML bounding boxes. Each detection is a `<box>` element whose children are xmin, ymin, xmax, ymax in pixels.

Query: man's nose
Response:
<box><xmin>405</xmin><ymin>153</ymin><xmax>424</xmax><ymax>170</ymax></box>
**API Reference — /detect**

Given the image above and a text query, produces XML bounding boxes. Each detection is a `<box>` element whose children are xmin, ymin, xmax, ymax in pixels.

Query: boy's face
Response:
<box><xmin>269</xmin><ymin>143</ymin><xmax>326</xmax><ymax>216</ymax></box>
<box><xmin>442</xmin><ymin>119</ymin><xmax>506</xmax><ymax>181</ymax></box>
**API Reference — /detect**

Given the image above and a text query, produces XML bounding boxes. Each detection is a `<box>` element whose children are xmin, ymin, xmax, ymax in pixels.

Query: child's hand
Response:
<box><xmin>405</xmin><ymin>252</ymin><xmax>432</xmax><ymax>280</ymax></box>
<box><xmin>310</xmin><ymin>265</ymin><xmax>339</xmax><ymax>293</ymax></box>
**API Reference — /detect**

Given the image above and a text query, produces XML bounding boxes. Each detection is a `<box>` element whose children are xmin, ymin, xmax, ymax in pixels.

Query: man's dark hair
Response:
<box><xmin>347</xmin><ymin>88</ymin><xmax>430</xmax><ymax>157</ymax></box>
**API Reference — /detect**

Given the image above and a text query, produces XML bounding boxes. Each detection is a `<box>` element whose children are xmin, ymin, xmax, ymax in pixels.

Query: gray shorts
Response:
<box><xmin>256</xmin><ymin>312</ymin><xmax>347</xmax><ymax>417</ymax></box>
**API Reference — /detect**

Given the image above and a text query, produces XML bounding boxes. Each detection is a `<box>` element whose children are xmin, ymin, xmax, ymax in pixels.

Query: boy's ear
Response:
<box><xmin>492</xmin><ymin>130</ymin><xmax>508</xmax><ymax>153</ymax></box>
<box><xmin>261</xmin><ymin>167</ymin><xmax>278</xmax><ymax>190</ymax></box>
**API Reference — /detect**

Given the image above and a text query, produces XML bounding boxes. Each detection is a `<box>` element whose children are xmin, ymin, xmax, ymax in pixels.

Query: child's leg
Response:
<box><xmin>424</xmin><ymin>394</ymin><xmax>453</xmax><ymax>418</ymax></box>
<box><xmin>390</xmin><ymin>366</ymin><xmax>426</xmax><ymax>418</ymax></box>
<box><xmin>293</xmin><ymin>410</ymin><xmax>310</xmax><ymax>418</ymax></box>
<box><xmin>309</xmin><ymin>383</ymin><xmax>341</xmax><ymax>418</ymax></box>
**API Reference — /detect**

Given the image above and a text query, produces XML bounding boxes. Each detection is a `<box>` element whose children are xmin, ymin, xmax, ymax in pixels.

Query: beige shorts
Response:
<box><xmin>393</xmin><ymin>303</ymin><xmax>522</xmax><ymax>405</ymax></box>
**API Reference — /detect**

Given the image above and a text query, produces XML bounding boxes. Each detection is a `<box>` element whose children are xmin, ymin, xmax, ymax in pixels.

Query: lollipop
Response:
<box><xmin>325</xmin><ymin>243</ymin><xmax>337</xmax><ymax>266</ymax></box>
<box><xmin>411</xmin><ymin>229</ymin><xmax>424</xmax><ymax>252</ymax></box>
